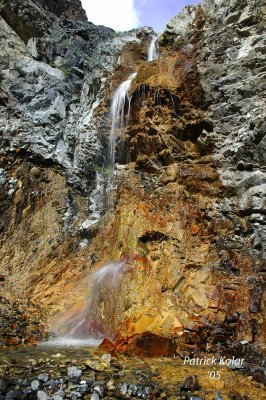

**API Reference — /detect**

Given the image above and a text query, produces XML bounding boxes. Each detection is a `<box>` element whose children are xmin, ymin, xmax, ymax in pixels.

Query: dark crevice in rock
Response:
<box><xmin>139</xmin><ymin>231</ymin><xmax>169</xmax><ymax>244</ymax></box>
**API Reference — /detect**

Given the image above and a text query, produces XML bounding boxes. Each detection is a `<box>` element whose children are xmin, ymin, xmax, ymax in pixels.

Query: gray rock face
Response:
<box><xmin>0</xmin><ymin>0</ymin><xmax>147</xmax><ymax>289</ymax></box>
<box><xmin>166</xmin><ymin>5</ymin><xmax>197</xmax><ymax>36</ymax></box>
<box><xmin>0</xmin><ymin>0</ymin><xmax>86</xmax><ymax>42</ymax></box>
<box><xmin>198</xmin><ymin>0</ymin><xmax>266</xmax><ymax>258</ymax></box>
<box><xmin>166</xmin><ymin>0</ymin><xmax>266</xmax><ymax>260</ymax></box>
<box><xmin>0</xmin><ymin>4</ymin><xmax>140</xmax><ymax>197</ymax></box>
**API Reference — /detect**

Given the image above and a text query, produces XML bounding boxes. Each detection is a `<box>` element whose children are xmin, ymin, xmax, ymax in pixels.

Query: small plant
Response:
<box><xmin>60</xmin><ymin>65</ymin><xmax>70</xmax><ymax>77</ymax></box>
<box><xmin>61</xmin><ymin>39</ymin><xmax>70</xmax><ymax>49</ymax></box>
<box><xmin>94</xmin><ymin>164</ymin><xmax>113</xmax><ymax>177</ymax></box>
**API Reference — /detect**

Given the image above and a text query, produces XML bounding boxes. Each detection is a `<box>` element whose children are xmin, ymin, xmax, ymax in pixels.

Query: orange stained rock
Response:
<box><xmin>112</xmin><ymin>332</ymin><xmax>177</xmax><ymax>357</ymax></box>
<box><xmin>190</xmin><ymin>225</ymin><xmax>201</xmax><ymax>235</ymax></box>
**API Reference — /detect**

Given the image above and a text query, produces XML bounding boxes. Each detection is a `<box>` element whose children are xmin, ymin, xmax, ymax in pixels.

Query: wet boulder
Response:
<box><xmin>179</xmin><ymin>375</ymin><xmax>201</xmax><ymax>391</ymax></box>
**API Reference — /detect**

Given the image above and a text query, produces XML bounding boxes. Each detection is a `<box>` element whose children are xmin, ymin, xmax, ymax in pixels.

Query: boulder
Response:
<box><xmin>114</xmin><ymin>332</ymin><xmax>177</xmax><ymax>357</ymax></box>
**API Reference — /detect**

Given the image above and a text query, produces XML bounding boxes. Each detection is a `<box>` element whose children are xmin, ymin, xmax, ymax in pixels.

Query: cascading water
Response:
<box><xmin>47</xmin><ymin>76</ymin><xmax>139</xmax><ymax>346</ymax></box>
<box><xmin>108</xmin><ymin>72</ymin><xmax>137</xmax><ymax>169</ymax></box>
<box><xmin>147</xmin><ymin>36</ymin><xmax>160</xmax><ymax>61</ymax></box>
<box><xmin>48</xmin><ymin>44</ymin><xmax>156</xmax><ymax>347</ymax></box>
<box><xmin>49</xmin><ymin>262</ymin><xmax>132</xmax><ymax>346</ymax></box>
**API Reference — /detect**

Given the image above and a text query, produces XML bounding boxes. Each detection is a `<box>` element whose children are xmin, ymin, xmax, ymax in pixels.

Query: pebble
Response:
<box><xmin>5</xmin><ymin>390</ymin><xmax>22</xmax><ymax>400</ymax></box>
<box><xmin>101</xmin><ymin>353</ymin><xmax>112</xmax><ymax>366</ymax></box>
<box><xmin>70</xmin><ymin>391</ymin><xmax>82</xmax><ymax>399</ymax></box>
<box><xmin>91</xmin><ymin>393</ymin><xmax>100</xmax><ymax>400</ymax></box>
<box><xmin>179</xmin><ymin>375</ymin><xmax>201</xmax><ymax>391</ymax></box>
<box><xmin>144</xmin><ymin>386</ymin><xmax>152</xmax><ymax>395</ymax></box>
<box><xmin>38</xmin><ymin>373</ymin><xmax>50</xmax><ymax>382</ymax></box>
<box><xmin>214</xmin><ymin>394</ymin><xmax>224</xmax><ymax>400</ymax></box>
<box><xmin>50</xmin><ymin>380</ymin><xmax>60</xmax><ymax>391</ymax></box>
<box><xmin>37</xmin><ymin>390</ymin><xmax>49</xmax><ymax>400</ymax></box>
<box><xmin>0</xmin><ymin>379</ymin><xmax>7</xmax><ymax>392</ymax></box>
<box><xmin>68</xmin><ymin>383</ymin><xmax>79</xmax><ymax>390</ymax></box>
<box><xmin>67</xmin><ymin>366</ymin><xmax>82</xmax><ymax>378</ymax></box>
<box><xmin>52</xmin><ymin>353</ymin><xmax>62</xmax><ymax>358</ymax></box>
<box><xmin>0</xmin><ymin>169</ymin><xmax>7</xmax><ymax>186</ymax></box>
<box><xmin>31</xmin><ymin>379</ymin><xmax>41</xmax><ymax>390</ymax></box>
<box><xmin>54</xmin><ymin>390</ymin><xmax>65</xmax><ymax>397</ymax></box>
<box><xmin>85</xmin><ymin>358</ymin><xmax>105</xmax><ymax>372</ymax></box>
<box><xmin>93</xmin><ymin>383</ymin><xmax>104</xmax><ymax>397</ymax></box>
<box><xmin>79</xmin><ymin>384</ymin><xmax>89</xmax><ymax>394</ymax></box>
<box><xmin>107</xmin><ymin>379</ymin><xmax>115</xmax><ymax>391</ymax></box>
<box><xmin>120</xmin><ymin>382</ymin><xmax>128</xmax><ymax>395</ymax></box>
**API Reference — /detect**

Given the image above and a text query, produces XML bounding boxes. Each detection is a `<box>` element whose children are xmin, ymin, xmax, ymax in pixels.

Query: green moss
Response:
<box><xmin>60</xmin><ymin>65</ymin><xmax>70</xmax><ymax>77</ymax></box>
<box><xmin>61</xmin><ymin>39</ymin><xmax>70</xmax><ymax>49</ymax></box>
<box><xmin>95</xmin><ymin>165</ymin><xmax>113</xmax><ymax>177</ymax></box>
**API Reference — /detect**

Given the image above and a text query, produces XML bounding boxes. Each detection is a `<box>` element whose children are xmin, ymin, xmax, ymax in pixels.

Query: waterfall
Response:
<box><xmin>50</xmin><ymin>262</ymin><xmax>132</xmax><ymax>344</ymax></box>
<box><xmin>47</xmin><ymin>43</ymin><xmax>162</xmax><ymax>347</ymax></box>
<box><xmin>148</xmin><ymin>36</ymin><xmax>159</xmax><ymax>61</ymax></box>
<box><xmin>108</xmin><ymin>72</ymin><xmax>137</xmax><ymax>168</ymax></box>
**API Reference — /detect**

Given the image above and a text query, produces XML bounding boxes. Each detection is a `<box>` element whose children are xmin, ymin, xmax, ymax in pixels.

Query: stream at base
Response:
<box><xmin>0</xmin><ymin>345</ymin><xmax>265</xmax><ymax>399</ymax></box>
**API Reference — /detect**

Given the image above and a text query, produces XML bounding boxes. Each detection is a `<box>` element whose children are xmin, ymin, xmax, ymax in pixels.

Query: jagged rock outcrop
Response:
<box><xmin>0</xmin><ymin>0</ymin><xmax>151</xmax><ymax>191</ymax></box>
<box><xmin>0</xmin><ymin>0</ymin><xmax>265</xmax><ymax>384</ymax></box>
<box><xmin>0</xmin><ymin>0</ymin><xmax>87</xmax><ymax>42</ymax></box>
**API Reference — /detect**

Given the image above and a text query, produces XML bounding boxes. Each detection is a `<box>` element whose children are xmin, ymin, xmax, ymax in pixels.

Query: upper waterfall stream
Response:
<box><xmin>147</xmin><ymin>36</ymin><xmax>159</xmax><ymax>61</ymax></box>
<box><xmin>108</xmin><ymin>72</ymin><xmax>137</xmax><ymax>169</ymax></box>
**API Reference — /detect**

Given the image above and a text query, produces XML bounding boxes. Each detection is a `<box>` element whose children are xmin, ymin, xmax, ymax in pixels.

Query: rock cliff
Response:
<box><xmin>0</xmin><ymin>0</ymin><xmax>265</xmax><ymax>384</ymax></box>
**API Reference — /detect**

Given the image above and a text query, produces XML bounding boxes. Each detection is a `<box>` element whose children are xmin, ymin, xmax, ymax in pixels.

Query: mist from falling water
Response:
<box><xmin>46</xmin><ymin>262</ymin><xmax>131</xmax><ymax>347</ymax></box>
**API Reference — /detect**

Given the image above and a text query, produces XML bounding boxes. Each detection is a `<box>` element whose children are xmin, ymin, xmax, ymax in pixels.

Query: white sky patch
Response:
<box><xmin>81</xmin><ymin>0</ymin><xmax>140</xmax><ymax>31</ymax></box>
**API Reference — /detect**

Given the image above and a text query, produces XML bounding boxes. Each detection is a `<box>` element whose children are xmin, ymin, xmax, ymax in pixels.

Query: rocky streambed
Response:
<box><xmin>0</xmin><ymin>343</ymin><xmax>265</xmax><ymax>400</ymax></box>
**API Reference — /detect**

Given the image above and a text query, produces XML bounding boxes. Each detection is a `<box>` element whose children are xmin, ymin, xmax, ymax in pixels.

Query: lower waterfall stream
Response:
<box><xmin>49</xmin><ymin>262</ymin><xmax>133</xmax><ymax>345</ymax></box>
